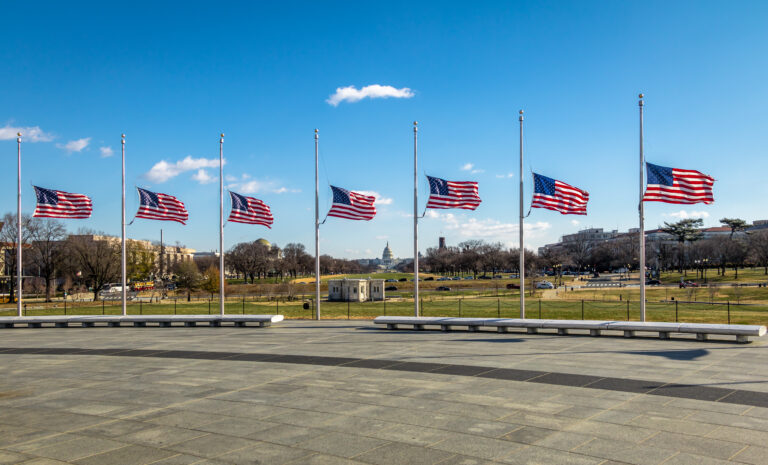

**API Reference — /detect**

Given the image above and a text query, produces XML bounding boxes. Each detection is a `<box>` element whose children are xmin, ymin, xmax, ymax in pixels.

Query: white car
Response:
<box><xmin>535</xmin><ymin>281</ymin><xmax>555</xmax><ymax>289</ymax></box>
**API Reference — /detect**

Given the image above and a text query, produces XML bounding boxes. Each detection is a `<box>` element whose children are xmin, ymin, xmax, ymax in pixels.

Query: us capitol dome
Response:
<box><xmin>382</xmin><ymin>242</ymin><xmax>394</xmax><ymax>262</ymax></box>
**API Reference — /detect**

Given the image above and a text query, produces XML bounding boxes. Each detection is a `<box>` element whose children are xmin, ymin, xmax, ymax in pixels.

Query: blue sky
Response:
<box><xmin>2</xmin><ymin>1</ymin><xmax>767</xmax><ymax>258</ymax></box>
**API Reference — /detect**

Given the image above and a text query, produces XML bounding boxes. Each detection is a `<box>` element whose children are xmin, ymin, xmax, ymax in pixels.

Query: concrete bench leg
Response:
<box><xmin>185</xmin><ymin>322</ymin><xmax>197</xmax><ymax>327</ymax></box>
<box><xmin>557</xmin><ymin>328</ymin><xmax>569</xmax><ymax>336</ymax></box>
<box><xmin>414</xmin><ymin>324</ymin><xmax>424</xmax><ymax>331</ymax></box>
<box><xmin>468</xmin><ymin>326</ymin><xmax>479</xmax><ymax>332</ymax></box>
<box><xmin>659</xmin><ymin>332</ymin><xmax>670</xmax><ymax>340</ymax></box>
<box><xmin>55</xmin><ymin>322</ymin><xmax>68</xmax><ymax>328</ymax></box>
<box><xmin>82</xmin><ymin>322</ymin><xmax>95</xmax><ymax>328</ymax></box>
<box><xmin>589</xmin><ymin>329</ymin><xmax>601</xmax><ymax>337</ymax></box>
<box><xmin>696</xmin><ymin>333</ymin><xmax>708</xmax><ymax>341</ymax></box>
<box><xmin>386</xmin><ymin>324</ymin><xmax>397</xmax><ymax>330</ymax></box>
<box><xmin>1</xmin><ymin>323</ymin><xmax>13</xmax><ymax>328</ymax></box>
<box><xmin>109</xmin><ymin>322</ymin><xmax>122</xmax><ymax>327</ymax></box>
<box><xmin>210</xmin><ymin>321</ymin><xmax>221</xmax><ymax>327</ymax></box>
<box><xmin>497</xmin><ymin>327</ymin><xmax>509</xmax><ymax>333</ymax></box>
<box><xmin>623</xmin><ymin>330</ymin><xmax>635</xmax><ymax>338</ymax></box>
<box><xmin>527</xmin><ymin>327</ymin><xmax>538</xmax><ymax>334</ymax></box>
<box><xmin>736</xmin><ymin>335</ymin><xmax>749</xmax><ymax>343</ymax></box>
<box><xmin>29</xmin><ymin>323</ymin><xmax>42</xmax><ymax>328</ymax></box>
<box><xmin>235</xmin><ymin>321</ymin><xmax>246</xmax><ymax>327</ymax></box>
<box><xmin>158</xmin><ymin>322</ymin><xmax>170</xmax><ymax>327</ymax></box>
<box><xmin>133</xmin><ymin>322</ymin><xmax>146</xmax><ymax>327</ymax></box>
<box><xmin>441</xmin><ymin>325</ymin><xmax>450</xmax><ymax>332</ymax></box>
<box><xmin>259</xmin><ymin>322</ymin><xmax>270</xmax><ymax>327</ymax></box>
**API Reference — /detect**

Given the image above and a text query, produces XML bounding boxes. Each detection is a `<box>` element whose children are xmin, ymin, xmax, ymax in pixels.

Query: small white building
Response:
<box><xmin>328</xmin><ymin>278</ymin><xmax>385</xmax><ymax>302</ymax></box>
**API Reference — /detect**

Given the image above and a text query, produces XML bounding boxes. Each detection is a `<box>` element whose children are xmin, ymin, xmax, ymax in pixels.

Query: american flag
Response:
<box><xmin>32</xmin><ymin>186</ymin><xmax>92</xmax><ymax>219</ymax></box>
<box><xmin>531</xmin><ymin>173</ymin><xmax>589</xmax><ymax>215</ymax></box>
<box><xmin>327</xmin><ymin>186</ymin><xmax>376</xmax><ymax>221</ymax></box>
<box><xmin>426</xmin><ymin>175</ymin><xmax>481</xmax><ymax>210</ymax></box>
<box><xmin>135</xmin><ymin>187</ymin><xmax>189</xmax><ymax>224</ymax></box>
<box><xmin>643</xmin><ymin>162</ymin><xmax>715</xmax><ymax>204</ymax></box>
<box><xmin>228</xmin><ymin>191</ymin><xmax>273</xmax><ymax>227</ymax></box>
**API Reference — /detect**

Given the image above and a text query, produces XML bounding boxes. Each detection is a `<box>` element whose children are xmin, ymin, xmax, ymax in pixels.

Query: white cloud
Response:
<box><xmin>357</xmin><ymin>191</ymin><xmax>393</xmax><ymax>205</ymax></box>
<box><xmin>664</xmin><ymin>210</ymin><xmax>710</xmax><ymax>219</ymax></box>
<box><xmin>56</xmin><ymin>137</ymin><xmax>91</xmax><ymax>153</ymax></box>
<box><xmin>144</xmin><ymin>156</ymin><xmax>221</xmax><ymax>183</ymax></box>
<box><xmin>375</xmin><ymin>235</ymin><xmax>388</xmax><ymax>240</ymax></box>
<box><xmin>228</xmin><ymin>179</ymin><xmax>299</xmax><ymax>194</ymax></box>
<box><xmin>0</xmin><ymin>124</ymin><xmax>54</xmax><ymax>142</ymax></box>
<box><xmin>495</xmin><ymin>173</ymin><xmax>514</xmax><ymax>179</ymax></box>
<box><xmin>192</xmin><ymin>169</ymin><xmax>215</xmax><ymax>184</ymax></box>
<box><xmin>571</xmin><ymin>220</ymin><xmax>580</xmax><ymax>226</ymax></box>
<box><xmin>99</xmin><ymin>146</ymin><xmax>114</xmax><ymax>158</ymax></box>
<box><xmin>427</xmin><ymin>211</ymin><xmax>550</xmax><ymax>244</ymax></box>
<box><xmin>326</xmin><ymin>84</ymin><xmax>414</xmax><ymax>106</ymax></box>
<box><xmin>461</xmin><ymin>163</ymin><xmax>474</xmax><ymax>171</ymax></box>
<box><xmin>471</xmin><ymin>169</ymin><xmax>484</xmax><ymax>174</ymax></box>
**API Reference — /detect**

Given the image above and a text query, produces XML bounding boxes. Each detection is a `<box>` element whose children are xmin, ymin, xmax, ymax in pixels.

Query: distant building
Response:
<box><xmin>439</xmin><ymin>237</ymin><xmax>446</xmax><ymax>249</ymax></box>
<box><xmin>328</xmin><ymin>278</ymin><xmax>385</xmax><ymax>302</ymax></box>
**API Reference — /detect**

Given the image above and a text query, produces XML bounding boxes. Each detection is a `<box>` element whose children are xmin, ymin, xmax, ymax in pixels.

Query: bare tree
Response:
<box><xmin>65</xmin><ymin>233</ymin><xmax>120</xmax><ymax>301</ymax></box>
<box><xmin>28</xmin><ymin>218</ymin><xmax>67</xmax><ymax>302</ymax></box>
<box><xmin>0</xmin><ymin>213</ymin><xmax>34</xmax><ymax>303</ymax></box>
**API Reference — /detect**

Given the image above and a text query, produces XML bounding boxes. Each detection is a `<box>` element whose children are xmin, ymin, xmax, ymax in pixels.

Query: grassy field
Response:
<box><xmin>2</xmin><ymin>294</ymin><xmax>766</xmax><ymax>325</ymax></box>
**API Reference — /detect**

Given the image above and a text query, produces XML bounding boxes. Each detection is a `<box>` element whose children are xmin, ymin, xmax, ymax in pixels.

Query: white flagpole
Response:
<box><xmin>121</xmin><ymin>134</ymin><xmax>127</xmax><ymax>316</ymax></box>
<box><xmin>314</xmin><ymin>129</ymin><xmax>321</xmax><ymax>320</ymax></box>
<box><xmin>519</xmin><ymin>110</ymin><xmax>525</xmax><ymax>318</ymax></box>
<box><xmin>219</xmin><ymin>133</ymin><xmax>225</xmax><ymax>316</ymax></box>
<box><xmin>16</xmin><ymin>132</ymin><xmax>22</xmax><ymax>317</ymax></box>
<box><xmin>639</xmin><ymin>94</ymin><xmax>646</xmax><ymax>322</ymax></box>
<box><xmin>413</xmin><ymin>121</ymin><xmax>419</xmax><ymax>317</ymax></box>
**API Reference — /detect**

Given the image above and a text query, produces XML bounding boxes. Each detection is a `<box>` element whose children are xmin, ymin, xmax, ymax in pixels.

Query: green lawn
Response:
<box><xmin>2</xmin><ymin>295</ymin><xmax>766</xmax><ymax>325</ymax></box>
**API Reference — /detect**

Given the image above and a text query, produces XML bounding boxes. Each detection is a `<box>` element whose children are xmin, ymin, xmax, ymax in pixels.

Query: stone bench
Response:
<box><xmin>0</xmin><ymin>314</ymin><xmax>284</xmax><ymax>329</ymax></box>
<box><xmin>373</xmin><ymin>316</ymin><xmax>766</xmax><ymax>343</ymax></box>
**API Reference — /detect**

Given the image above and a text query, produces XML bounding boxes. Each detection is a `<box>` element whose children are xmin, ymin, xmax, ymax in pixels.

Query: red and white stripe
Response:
<box><xmin>532</xmin><ymin>180</ymin><xmax>589</xmax><ymax>215</ymax></box>
<box><xmin>426</xmin><ymin>181</ymin><xmax>481</xmax><ymax>210</ymax></box>
<box><xmin>643</xmin><ymin>169</ymin><xmax>715</xmax><ymax>204</ymax></box>
<box><xmin>328</xmin><ymin>191</ymin><xmax>376</xmax><ymax>221</ymax></box>
<box><xmin>136</xmin><ymin>193</ymin><xmax>189</xmax><ymax>224</ymax></box>
<box><xmin>33</xmin><ymin>190</ymin><xmax>92</xmax><ymax>219</ymax></box>
<box><xmin>228</xmin><ymin>196</ymin><xmax>274</xmax><ymax>228</ymax></box>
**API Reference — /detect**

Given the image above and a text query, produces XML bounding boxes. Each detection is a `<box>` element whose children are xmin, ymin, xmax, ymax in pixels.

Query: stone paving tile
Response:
<box><xmin>533</xmin><ymin>431</ymin><xmax>594</xmax><ymax>452</ymax></box>
<box><xmin>429</xmin><ymin>432</ymin><xmax>524</xmax><ymax>461</ymax></box>
<box><xmin>642</xmin><ymin>430</ymin><xmax>745</xmax><ymax>460</ymax></box>
<box><xmin>366</xmin><ymin>424</ymin><xmax>449</xmax><ymax>446</ymax></box>
<box><xmin>0</xmin><ymin>450</ymin><xmax>31</xmax><ymax>464</ymax></box>
<box><xmin>658</xmin><ymin>452</ymin><xmax>735</xmax><ymax>465</ymax></box>
<box><xmin>320</xmin><ymin>415</ymin><xmax>396</xmax><ymax>436</ymax></box>
<box><xmin>247</xmin><ymin>424</ymin><xmax>327</xmax><ymax>446</ymax></box>
<box><xmin>139</xmin><ymin>453</ymin><xmax>206</xmax><ymax>464</ymax></box>
<box><xmin>500</xmin><ymin>425</ymin><xmax>556</xmax><ymax>445</ymax></box>
<box><xmin>435</xmin><ymin>455</ymin><xmax>501</xmax><ymax>465</ymax></box>
<box><xmin>562</xmin><ymin>420</ymin><xmax>656</xmax><ymax>443</ymax></box>
<box><xmin>23</xmin><ymin>436</ymin><xmax>127</xmax><ymax>462</ymax></box>
<box><xmin>165</xmin><ymin>433</ymin><xmax>258</xmax><ymax>459</ymax></box>
<box><xmin>149</xmin><ymin>410</ymin><xmax>231</xmax><ymax>429</ymax></box>
<box><xmin>4</xmin><ymin>433</ymin><xmax>82</xmax><ymax>454</ymax></box>
<box><xmin>731</xmin><ymin>445</ymin><xmax>768</xmax><ymax>465</ymax></box>
<box><xmin>688</xmin><ymin>410</ymin><xmax>768</xmax><ymax>432</ymax></box>
<box><xmin>297</xmin><ymin>431</ymin><xmax>389</xmax><ymax>458</ymax></box>
<box><xmin>498</xmin><ymin>445</ymin><xmax>604</xmax><ymax>465</ymax></box>
<box><xmin>354</xmin><ymin>442</ymin><xmax>455</xmax><ymax>465</ymax></box>
<box><xmin>194</xmin><ymin>417</ymin><xmax>278</xmax><ymax>438</ymax></box>
<box><xmin>572</xmin><ymin>437</ymin><xmax>677</xmax><ymax>465</ymax></box>
<box><xmin>17</xmin><ymin>459</ymin><xmax>72</xmax><ymax>465</ymax></box>
<box><xmin>213</xmin><ymin>441</ymin><xmax>315</xmax><ymax>464</ymax></box>
<box><xmin>284</xmin><ymin>453</ymin><xmax>369</xmax><ymax>464</ymax></box>
<box><xmin>75</xmin><ymin>419</ymin><xmax>151</xmax><ymax>438</ymax></box>
<box><xmin>122</xmin><ymin>425</ymin><xmax>208</xmax><ymax>448</ymax></box>
<box><xmin>705</xmin><ymin>425</ymin><xmax>768</xmax><ymax>447</ymax></box>
<box><xmin>72</xmin><ymin>444</ymin><xmax>177</xmax><ymax>465</ymax></box>
<box><xmin>628</xmin><ymin>414</ymin><xmax>719</xmax><ymax>436</ymax></box>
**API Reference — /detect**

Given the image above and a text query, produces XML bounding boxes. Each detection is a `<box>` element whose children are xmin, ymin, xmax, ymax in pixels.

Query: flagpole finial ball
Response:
<box><xmin>314</xmin><ymin>128</ymin><xmax>318</xmax><ymax>133</ymax></box>
<box><xmin>519</xmin><ymin>110</ymin><xmax>523</xmax><ymax>115</ymax></box>
<box><xmin>413</xmin><ymin>121</ymin><xmax>418</xmax><ymax>126</ymax></box>
<box><xmin>17</xmin><ymin>132</ymin><xmax>21</xmax><ymax>137</ymax></box>
<box><xmin>121</xmin><ymin>134</ymin><xmax>125</xmax><ymax>138</ymax></box>
<box><xmin>639</xmin><ymin>93</ymin><xmax>644</xmax><ymax>99</ymax></box>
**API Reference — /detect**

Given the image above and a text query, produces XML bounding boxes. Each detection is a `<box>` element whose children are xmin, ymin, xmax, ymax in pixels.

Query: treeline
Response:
<box><xmin>224</xmin><ymin>241</ymin><xmax>364</xmax><ymax>282</ymax></box>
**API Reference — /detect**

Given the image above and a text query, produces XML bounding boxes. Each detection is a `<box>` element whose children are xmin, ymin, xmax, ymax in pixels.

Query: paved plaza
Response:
<box><xmin>0</xmin><ymin>321</ymin><xmax>767</xmax><ymax>465</ymax></box>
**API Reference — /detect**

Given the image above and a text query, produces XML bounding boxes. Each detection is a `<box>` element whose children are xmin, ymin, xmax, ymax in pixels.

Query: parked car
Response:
<box><xmin>385</xmin><ymin>286</ymin><xmax>398</xmax><ymax>291</ymax></box>
<box><xmin>398</xmin><ymin>278</ymin><xmax>407</xmax><ymax>282</ymax></box>
<box><xmin>436</xmin><ymin>286</ymin><xmax>451</xmax><ymax>291</ymax></box>
<box><xmin>165</xmin><ymin>283</ymin><xmax>177</xmax><ymax>290</ymax></box>
<box><xmin>437</xmin><ymin>277</ymin><xmax>450</xmax><ymax>281</ymax></box>
<box><xmin>680</xmin><ymin>281</ymin><xmax>699</xmax><ymax>288</ymax></box>
<box><xmin>506</xmin><ymin>283</ymin><xmax>520</xmax><ymax>289</ymax></box>
<box><xmin>464</xmin><ymin>276</ymin><xmax>474</xmax><ymax>280</ymax></box>
<box><xmin>451</xmin><ymin>277</ymin><xmax>461</xmax><ymax>280</ymax></box>
<box><xmin>645</xmin><ymin>279</ymin><xmax>661</xmax><ymax>286</ymax></box>
<box><xmin>535</xmin><ymin>281</ymin><xmax>555</xmax><ymax>289</ymax></box>
<box><xmin>385</xmin><ymin>279</ymin><xmax>398</xmax><ymax>283</ymax></box>
<box><xmin>493</xmin><ymin>275</ymin><xmax>503</xmax><ymax>279</ymax></box>
<box><xmin>424</xmin><ymin>277</ymin><xmax>434</xmax><ymax>281</ymax></box>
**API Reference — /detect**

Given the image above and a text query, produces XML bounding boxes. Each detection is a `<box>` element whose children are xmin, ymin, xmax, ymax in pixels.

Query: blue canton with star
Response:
<box><xmin>138</xmin><ymin>187</ymin><xmax>160</xmax><ymax>207</ymax></box>
<box><xmin>230</xmin><ymin>191</ymin><xmax>248</xmax><ymax>211</ymax></box>
<box><xmin>427</xmin><ymin>176</ymin><xmax>449</xmax><ymax>195</ymax></box>
<box><xmin>331</xmin><ymin>186</ymin><xmax>351</xmax><ymax>204</ymax></box>
<box><xmin>646</xmin><ymin>162</ymin><xmax>674</xmax><ymax>186</ymax></box>
<box><xmin>533</xmin><ymin>173</ymin><xmax>556</xmax><ymax>195</ymax></box>
<box><xmin>34</xmin><ymin>186</ymin><xmax>59</xmax><ymax>205</ymax></box>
